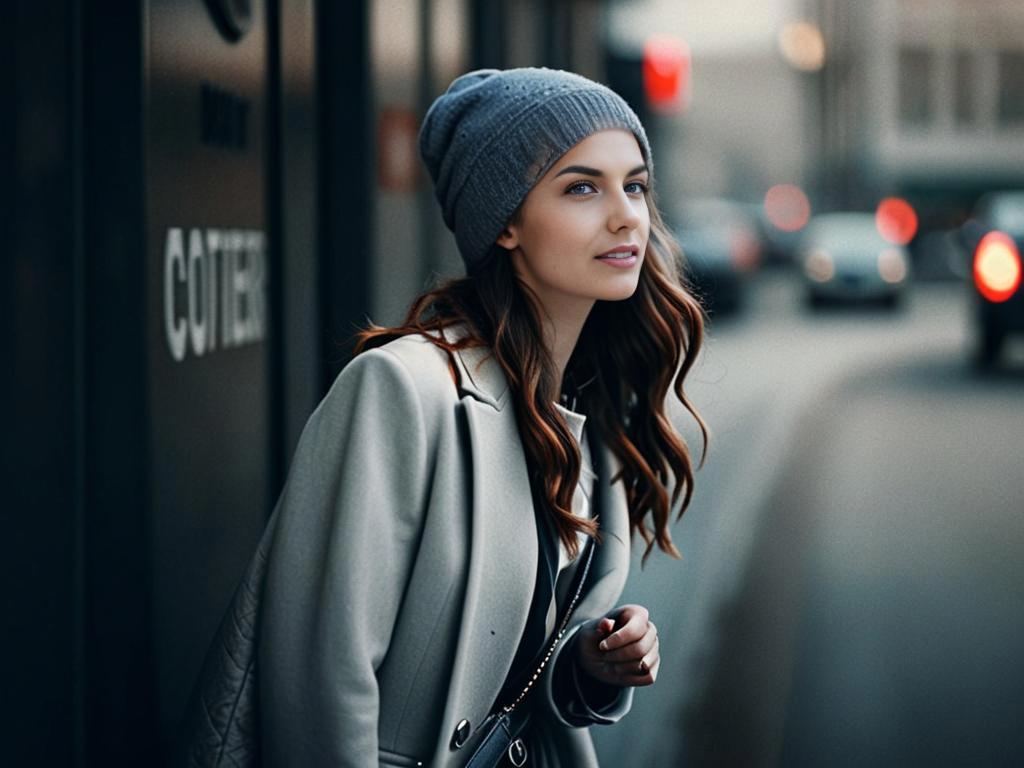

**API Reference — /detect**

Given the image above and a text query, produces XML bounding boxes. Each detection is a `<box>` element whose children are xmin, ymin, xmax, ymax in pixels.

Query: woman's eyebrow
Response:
<box><xmin>553</xmin><ymin>163</ymin><xmax>649</xmax><ymax>179</ymax></box>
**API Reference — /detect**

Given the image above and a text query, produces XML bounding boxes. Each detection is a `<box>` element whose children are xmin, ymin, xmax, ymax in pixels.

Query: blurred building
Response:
<box><xmin>3</xmin><ymin>1</ymin><xmax>609</xmax><ymax>765</ymax></box>
<box><xmin>606</xmin><ymin>0</ymin><xmax>815</xmax><ymax>217</ymax></box>
<box><xmin>797</xmin><ymin>0</ymin><xmax>1024</xmax><ymax>268</ymax></box>
<box><xmin>849</xmin><ymin>0</ymin><xmax>1024</xmax><ymax>193</ymax></box>
<box><xmin>605</xmin><ymin>0</ymin><xmax>1024</xmax><ymax>249</ymax></box>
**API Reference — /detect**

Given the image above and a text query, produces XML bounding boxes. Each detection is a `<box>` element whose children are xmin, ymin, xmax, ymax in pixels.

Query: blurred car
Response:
<box><xmin>673</xmin><ymin>198</ymin><xmax>761</xmax><ymax>315</ymax></box>
<box><xmin>798</xmin><ymin>212</ymin><xmax>911</xmax><ymax>308</ymax></box>
<box><xmin>959</xmin><ymin>191</ymin><xmax>1024</xmax><ymax>366</ymax></box>
<box><xmin>738</xmin><ymin>200</ymin><xmax>808</xmax><ymax>268</ymax></box>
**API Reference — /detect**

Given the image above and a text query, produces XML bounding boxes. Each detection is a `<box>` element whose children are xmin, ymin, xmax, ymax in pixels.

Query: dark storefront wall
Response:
<box><xmin>5</xmin><ymin>0</ymin><xmax>328</xmax><ymax>763</ymax></box>
<box><xmin>3</xmin><ymin>2</ymin><xmax>79</xmax><ymax>765</ymax></box>
<box><xmin>146</xmin><ymin>0</ymin><xmax>271</xmax><ymax>750</ymax></box>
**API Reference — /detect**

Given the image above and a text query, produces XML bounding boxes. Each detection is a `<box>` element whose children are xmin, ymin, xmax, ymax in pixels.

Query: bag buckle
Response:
<box><xmin>507</xmin><ymin>737</ymin><xmax>527</xmax><ymax>767</ymax></box>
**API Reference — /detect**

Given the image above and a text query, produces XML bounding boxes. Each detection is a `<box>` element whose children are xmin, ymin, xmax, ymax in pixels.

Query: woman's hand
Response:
<box><xmin>574</xmin><ymin>604</ymin><xmax>660</xmax><ymax>687</ymax></box>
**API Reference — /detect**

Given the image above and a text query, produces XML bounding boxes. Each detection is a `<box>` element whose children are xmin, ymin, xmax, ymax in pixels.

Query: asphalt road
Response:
<box><xmin>591</xmin><ymin>273</ymin><xmax>1024</xmax><ymax>767</ymax></box>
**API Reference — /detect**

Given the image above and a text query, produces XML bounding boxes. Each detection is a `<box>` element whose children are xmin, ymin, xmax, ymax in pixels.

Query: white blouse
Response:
<box><xmin>553</xmin><ymin>401</ymin><xmax>596</xmax><ymax>574</ymax></box>
<box><xmin>546</xmin><ymin>401</ymin><xmax>597</xmax><ymax>637</ymax></box>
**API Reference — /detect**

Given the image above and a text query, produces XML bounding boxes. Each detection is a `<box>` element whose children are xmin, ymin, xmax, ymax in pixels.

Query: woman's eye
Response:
<box><xmin>567</xmin><ymin>181</ymin><xmax>597</xmax><ymax>195</ymax></box>
<box><xmin>566</xmin><ymin>180</ymin><xmax>647</xmax><ymax>196</ymax></box>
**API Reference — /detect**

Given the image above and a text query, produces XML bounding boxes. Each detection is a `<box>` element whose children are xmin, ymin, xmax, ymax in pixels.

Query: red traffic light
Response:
<box><xmin>643</xmin><ymin>36</ymin><xmax>691</xmax><ymax>115</ymax></box>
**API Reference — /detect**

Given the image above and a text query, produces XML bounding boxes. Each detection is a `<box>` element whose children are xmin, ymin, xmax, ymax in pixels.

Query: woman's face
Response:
<box><xmin>497</xmin><ymin>129</ymin><xmax>650</xmax><ymax>318</ymax></box>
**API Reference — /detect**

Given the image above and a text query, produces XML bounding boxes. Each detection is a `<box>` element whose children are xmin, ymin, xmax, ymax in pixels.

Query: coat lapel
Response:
<box><xmin>433</xmin><ymin>345</ymin><xmax>539</xmax><ymax>757</ymax></box>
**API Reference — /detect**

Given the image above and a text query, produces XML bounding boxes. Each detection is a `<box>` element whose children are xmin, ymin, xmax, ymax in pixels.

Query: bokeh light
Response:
<box><xmin>778</xmin><ymin>21</ymin><xmax>826</xmax><ymax>72</ymax></box>
<box><xmin>805</xmin><ymin>249</ymin><xmax>834</xmax><ymax>282</ymax></box>
<box><xmin>764</xmin><ymin>184</ymin><xmax>811</xmax><ymax>232</ymax></box>
<box><xmin>876</xmin><ymin>197</ymin><xmax>918</xmax><ymax>245</ymax></box>
<box><xmin>973</xmin><ymin>231</ymin><xmax>1022</xmax><ymax>303</ymax></box>
<box><xmin>878</xmin><ymin>247</ymin><xmax>908</xmax><ymax>284</ymax></box>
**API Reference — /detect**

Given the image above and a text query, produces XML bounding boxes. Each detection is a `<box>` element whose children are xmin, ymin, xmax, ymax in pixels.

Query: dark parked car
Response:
<box><xmin>674</xmin><ymin>198</ymin><xmax>761</xmax><ymax>316</ymax></box>
<box><xmin>738</xmin><ymin>200</ymin><xmax>806</xmax><ymax>268</ymax></box>
<box><xmin>961</xmin><ymin>191</ymin><xmax>1024</xmax><ymax>366</ymax></box>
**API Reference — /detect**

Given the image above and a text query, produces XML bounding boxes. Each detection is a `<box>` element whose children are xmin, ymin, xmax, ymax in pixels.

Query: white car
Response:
<box><xmin>799</xmin><ymin>213</ymin><xmax>911</xmax><ymax>308</ymax></box>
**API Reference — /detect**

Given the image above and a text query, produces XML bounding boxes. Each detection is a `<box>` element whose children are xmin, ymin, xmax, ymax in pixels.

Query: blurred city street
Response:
<box><xmin>594</xmin><ymin>272</ymin><xmax>1024</xmax><ymax>766</ymax></box>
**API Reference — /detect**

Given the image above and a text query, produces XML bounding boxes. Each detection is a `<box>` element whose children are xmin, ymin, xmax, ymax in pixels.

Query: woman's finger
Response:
<box><xmin>607</xmin><ymin>635</ymin><xmax>659</xmax><ymax>672</ymax></box>
<box><xmin>599</xmin><ymin>628</ymin><xmax>657</xmax><ymax>663</ymax></box>
<box><xmin>615</xmin><ymin>654</ymin><xmax>661</xmax><ymax>686</ymax></box>
<box><xmin>598</xmin><ymin>606</ymin><xmax>649</xmax><ymax>651</ymax></box>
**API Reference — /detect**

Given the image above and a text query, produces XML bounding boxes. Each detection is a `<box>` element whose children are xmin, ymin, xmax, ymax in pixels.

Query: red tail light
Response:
<box><xmin>875</xmin><ymin>197</ymin><xmax>918</xmax><ymax>245</ymax></box>
<box><xmin>974</xmin><ymin>231</ymin><xmax>1021</xmax><ymax>303</ymax></box>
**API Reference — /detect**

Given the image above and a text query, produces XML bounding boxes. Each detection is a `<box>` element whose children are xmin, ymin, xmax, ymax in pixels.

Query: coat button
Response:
<box><xmin>451</xmin><ymin>718</ymin><xmax>471</xmax><ymax>749</ymax></box>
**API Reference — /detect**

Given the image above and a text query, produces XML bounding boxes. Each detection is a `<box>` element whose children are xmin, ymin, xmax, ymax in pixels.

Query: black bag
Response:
<box><xmin>464</xmin><ymin>708</ymin><xmax>532</xmax><ymax>768</ymax></box>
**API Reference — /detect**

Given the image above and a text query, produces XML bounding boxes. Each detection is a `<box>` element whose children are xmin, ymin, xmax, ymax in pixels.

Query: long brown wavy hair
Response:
<box><xmin>355</xmin><ymin>192</ymin><xmax>707</xmax><ymax>564</ymax></box>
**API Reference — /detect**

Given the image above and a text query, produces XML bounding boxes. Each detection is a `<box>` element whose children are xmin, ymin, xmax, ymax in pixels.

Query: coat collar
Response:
<box><xmin>453</xmin><ymin>344</ymin><xmax>510</xmax><ymax>410</ymax></box>
<box><xmin>429</xmin><ymin>324</ymin><xmax>510</xmax><ymax>410</ymax></box>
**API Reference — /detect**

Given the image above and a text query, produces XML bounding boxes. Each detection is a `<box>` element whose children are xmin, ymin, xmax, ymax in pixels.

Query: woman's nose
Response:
<box><xmin>607</xmin><ymin>190</ymin><xmax>642</xmax><ymax>232</ymax></box>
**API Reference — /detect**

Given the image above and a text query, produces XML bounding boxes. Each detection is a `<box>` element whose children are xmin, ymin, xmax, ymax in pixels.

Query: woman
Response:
<box><xmin>181</xmin><ymin>68</ymin><xmax>706</xmax><ymax>768</ymax></box>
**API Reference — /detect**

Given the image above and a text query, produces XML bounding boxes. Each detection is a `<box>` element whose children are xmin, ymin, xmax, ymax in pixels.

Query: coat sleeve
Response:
<box><xmin>541</xmin><ymin>617</ymin><xmax>634</xmax><ymax>728</ymax></box>
<box><xmin>258</xmin><ymin>347</ymin><xmax>435</xmax><ymax>767</ymax></box>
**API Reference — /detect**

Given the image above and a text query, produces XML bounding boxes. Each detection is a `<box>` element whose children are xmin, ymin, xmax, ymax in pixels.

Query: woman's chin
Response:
<box><xmin>594</xmin><ymin>277</ymin><xmax>642</xmax><ymax>302</ymax></box>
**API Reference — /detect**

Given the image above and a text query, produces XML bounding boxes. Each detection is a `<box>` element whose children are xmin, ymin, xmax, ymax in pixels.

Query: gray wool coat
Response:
<box><xmin>182</xmin><ymin>331</ymin><xmax>634</xmax><ymax>767</ymax></box>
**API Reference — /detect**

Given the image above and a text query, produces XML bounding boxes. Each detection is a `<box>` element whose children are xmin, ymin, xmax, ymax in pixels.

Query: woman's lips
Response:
<box><xmin>596</xmin><ymin>247</ymin><xmax>639</xmax><ymax>268</ymax></box>
<box><xmin>596</xmin><ymin>254</ymin><xmax>638</xmax><ymax>268</ymax></box>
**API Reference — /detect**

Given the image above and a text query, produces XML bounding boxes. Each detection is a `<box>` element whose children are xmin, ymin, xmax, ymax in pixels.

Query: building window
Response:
<box><xmin>997</xmin><ymin>50</ymin><xmax>1024</xmax><ymax>126</ymax></box>
<box><xmin>954</xmin><ymin>50</ymin><xmax>977</xmax><ymax>127</ymax></box>
<box><xmin>899</xmin><ymin>47</ymin><xmax>934</xmax><ymax>128</ymax></box>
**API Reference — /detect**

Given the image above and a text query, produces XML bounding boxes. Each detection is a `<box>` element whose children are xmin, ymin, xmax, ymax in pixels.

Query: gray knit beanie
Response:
<box><xmin>420</xmin><ymin>67</ymin><xmax>652</xmax><ymax>273</ymax></box>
